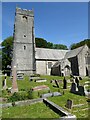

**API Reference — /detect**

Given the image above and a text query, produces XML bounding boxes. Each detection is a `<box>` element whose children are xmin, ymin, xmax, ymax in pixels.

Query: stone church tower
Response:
<box><xmin>12</xmin><ymin>7</ymin><xmax>36</xmax><ymax>75</ymax></box>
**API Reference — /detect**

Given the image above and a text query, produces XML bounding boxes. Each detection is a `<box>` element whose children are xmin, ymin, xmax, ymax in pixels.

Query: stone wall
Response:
<box><xmin>78</xmin><ymin>45</ymin><xmax>89</xmax><ymax>76</ymax></box>
<box><xmin>36</xmin><ymin>60</ymin><xmax>57</xmax><ymax>75</ymax></box>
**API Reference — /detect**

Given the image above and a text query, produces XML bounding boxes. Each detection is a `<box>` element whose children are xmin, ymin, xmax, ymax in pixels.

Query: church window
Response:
<box><xmin>24</xmin><ymin>45</ymin><xmax>26</xmax><ymax>50</ymax></box>
<box><xmin>48</xmin><ymin>62</ymin><xmax>52</xmax><ymax>69</ymax></box>
<box><xmin>24</xmin><ymin>34</ymin><xmax>26</xmax><ymax>37</ymax></box>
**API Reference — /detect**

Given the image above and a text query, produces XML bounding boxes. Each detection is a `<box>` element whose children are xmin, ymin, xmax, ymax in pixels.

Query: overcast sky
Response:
<box><xmin>2</xmin><ymin>2</ymin><xmax>88</xmax><ymax>48</ymax></box>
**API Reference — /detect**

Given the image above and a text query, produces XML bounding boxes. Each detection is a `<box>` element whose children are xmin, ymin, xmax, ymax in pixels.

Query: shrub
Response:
<box><xmin>27</xmin><ymin>89</ymin><xmax>33</xmax><ymax>99</ymax></box>
<box><xmin>8</xmin><ymin>91</ymin><xmax>28</xmax><ymax>102</ymax></box>
<box><xmin>8</xmin><ymin>90</ymin><xmax>34</xmax><ymax>102</ymax></box>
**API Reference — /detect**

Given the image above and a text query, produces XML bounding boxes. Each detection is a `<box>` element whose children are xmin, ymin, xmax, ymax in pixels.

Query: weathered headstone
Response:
<box><xmin>65</xmin><ymin>99</ymin><xmax>73</xmax><ymax>109</ymax></box>
<box><xmin>52</xmin><ymin>92</ymin><xmax>62</xmax><ymax>97</ymax></box>
<box><xmin>63</xmin><ymin>77</ymin><xmax>67</xmax><ymax>89</ymax></box>
<box><xmin>11</xmin><ymin>66</ymin><xmax>18</xmax><ymax>93</ymax></box>
<box><xmin>55</xmin><ymin>80</ymin><xmax>59</xmax><ymax>88</ymax></box>
<box><xmin>75</xmin><ymin>77</ymin><xmax>79</xmax><ymax>88</ymax></box>
<box><xmin>3</xmin><ymin>73</ymin><xmax>7</xmax><ymax>90</ymax></box>
<box><xmin>41</xmin><ymin>92</ymin><xmax>62</xmax><ymax>98</ymax></box>
<box><xmin>70</xmin><ymin>83</ymin><xmax>76</xmax><ymax>93</ymax></box>
<box><xmin>78</xmin><ymin>86</ymin><xmax>85</xmax><ymax>96</ymax></box>
<box><xmin>32</xmin><ymin>85</ymin><xmax>49</xmax><ymax>91</ymax></box>
<box><xmin>79</xmin><ymin>76</ymin><xmax>82</xmax><ymax>80</ymax></box>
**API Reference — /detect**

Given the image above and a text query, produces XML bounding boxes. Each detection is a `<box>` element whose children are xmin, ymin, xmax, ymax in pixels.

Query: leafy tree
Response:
<box><xmin>70</xmin><ymin>39</ymin><xmax>90</xmax><ymax>50</ymax></box>
<box><xmin>35</xmin><ymin>38</ymin><xmax>47</xmax><ymax>48</ymax></box>
<box><xmin>2</xmin><ymin>36</ymin><xmax>13</xmax><ymax>72</ymax></box>
<box><xmin>47</xmin><ymin>42</ymin><xmax>53</xmax><ymax>49</ymax></box>
<box><xmin>53</xmin><ymin>44</ymin><xmax>68</xmax><ymax>50</ymax></box>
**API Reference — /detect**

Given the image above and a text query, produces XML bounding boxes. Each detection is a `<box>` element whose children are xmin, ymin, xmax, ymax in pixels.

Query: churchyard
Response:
<box><xmin>1</xmin><ymin>74</ymin><xmax>90</xmax><ymax>119</ymax></box>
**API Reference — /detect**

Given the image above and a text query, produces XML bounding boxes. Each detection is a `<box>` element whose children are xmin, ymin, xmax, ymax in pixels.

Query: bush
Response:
<box><xmin>27</xmin><ymin>89</ymin><xmax>33</xmax><ymax>99</ymax></box>
<box><xmin>8</xmin><ymin>90</ymin><xmax>34</xmax><ymax>102</ymax></box>
<box><xmin>8</xmin><ymin>91</ymin><xmax>28</xmax><ymax>102</ymax></box>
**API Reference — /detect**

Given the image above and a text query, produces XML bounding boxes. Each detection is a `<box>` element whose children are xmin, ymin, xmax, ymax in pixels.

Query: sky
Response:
<box><xmin>2</xmin><ymin>2</ymin><xmax>88</xmax><ymax>48</ymax></box>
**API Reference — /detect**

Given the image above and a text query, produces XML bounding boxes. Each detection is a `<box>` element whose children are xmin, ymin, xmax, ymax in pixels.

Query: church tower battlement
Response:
<box><xmin>12</xmin><ymin>7</ymin><xmax>36</xmax><ymax>75</ymax></box>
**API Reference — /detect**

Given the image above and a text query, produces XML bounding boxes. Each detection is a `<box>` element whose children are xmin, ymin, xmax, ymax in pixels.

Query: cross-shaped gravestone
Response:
<box><xmin>11</xmin><ymin>66</ymin><xmax>18</xmax><ymax>93</ymax></box>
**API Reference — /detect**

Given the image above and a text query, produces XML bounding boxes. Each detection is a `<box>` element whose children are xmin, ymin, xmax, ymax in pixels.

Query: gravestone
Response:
<box><xmin>32</xmin><ymin>85</ymin><xmax>50</xmax><ymax>91</ymax></box>
<box><xmin>63</xmin><ymin>77</ymin><xmax>67</xmax><ymax>89</ymax></box>
<box><xmin>79</xmin><ymin>77</ymin><xmax>82</xmax><ymax>80</ymax></box>
<box><xmin>35</xmin><ymin>79</ymin><xmax>47</xmax><ymax>82</ymax></box>
<box><xmin>11</xmin><ymin>66</ymin><xmax>18</xmax><ymax>93</ymax></box>
<box><xmin>55</xmin><ymin>80</ymin><xmax>59</xmax><ymax>88</ymax></box>
<box><xmin>75</xmin><ymin>77</ymin><xmax>79</xmax><ymax>88</ymax></box>
<box><xmin>3</xmin><ymin>74</ymin><xmax>7</xmax><ymax>90</ymax></box>
<box><xmin>41</xmin><ymin>92</ymin><xmax>62</xmax><ymax>98</ymax></box>
<box><xmin>70</xmin><ymin>83</ymin><xmax>76</xmax><ymax>93</ymax></box>
<box><xmin>52</xmin><ymin>92</ymin><xmax>62</xmax><ymax>97</ymax></box>
<box><xmin>17</xmin><ymin>75</ymin><xmax>23</xmax><ymax>80</ymax></box>
<box><xmin>78</xmin><ymin>86</ymin><xmax>85</xmax><ymax>96</ymax></box>
<box><xmin>65</xmin><ymin>99</ymin><xmax>73</xmax><ymax>109</ymax></box>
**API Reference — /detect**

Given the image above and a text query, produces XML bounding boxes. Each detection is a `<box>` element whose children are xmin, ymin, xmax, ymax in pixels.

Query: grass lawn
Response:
<box><xmin>1</xmin><ymin>75</ymin><xmax>89</xmax><ymax>118</ymax></box>
<box><xmin>2</xmin><ymin>102</ymin><xmax>60</xmax><ymax>118</ymax></box>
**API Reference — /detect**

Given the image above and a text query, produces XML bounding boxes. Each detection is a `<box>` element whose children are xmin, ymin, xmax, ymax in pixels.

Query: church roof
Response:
<box><xmin>64</xmin><ymin>45</ymin><xmax>85</xmax><ymax>59</ymax></box>
<box><xmin>35</xmin><ymin>48</ymin><xmax>68</xmax><ymax>60</ymax></box>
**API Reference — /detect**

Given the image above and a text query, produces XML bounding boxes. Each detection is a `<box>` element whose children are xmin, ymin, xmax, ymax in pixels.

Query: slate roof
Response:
<box><xmin>35</xmin><ymin>48</ymin><xmax>68</xmax><ymax>60</ymax></box>
<box><xmin>64</xmin><ymin>45</ymin><xmax>85</xmax><ymax>59</ymax></box>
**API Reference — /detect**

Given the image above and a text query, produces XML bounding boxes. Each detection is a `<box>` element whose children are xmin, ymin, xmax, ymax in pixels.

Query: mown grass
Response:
<box><xmin>1</xmin><ymin>75</ymin><xmax>89</xmax><ymax>118</ymax></box>
<box><xmin>2</xmin><ymin>102</ymin><xmax>60</xmax><ymax>118</ymax></box>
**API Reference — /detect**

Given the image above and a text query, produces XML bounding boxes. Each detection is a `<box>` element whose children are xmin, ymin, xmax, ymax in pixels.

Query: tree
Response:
<box><xmin>53</xmin><ymin>44</ymin><xmax>68</xmax><ymax>50</ymax></box>
<box><xmin>2</xmin><ymin>36</ymin><xmax>13</xmax><ymax>72</ymax></box>
<box><xmin>47</xmin><ymin>42</ymin><xmax>53</xmax><ymax>49</ymax></box>
<box><xmin>70</xmin><ymin>39</ymin><xmax>90</xmax><ymax>50</ymax></box>
<box><xmin>35</xmin><ymin>38</ymin><xmax>47</xmax><ymax>48</ymax></box>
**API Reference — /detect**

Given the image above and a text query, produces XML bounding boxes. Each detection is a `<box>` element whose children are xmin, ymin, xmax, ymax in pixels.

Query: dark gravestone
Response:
<box><xmin>79</xmin><ymin>77</ymin><xmax>82</xmax><ymax>80</ymax></box>
<box><xmin>78</xmin><ymin>86</ymin><xmax>85</xmax><ymax>96</ymax></box>
<box><xmin>75</xmin><ymin>77</ymin><xmax>79</xmax><ymax>88</ymax></box>
<box><xmin>55</xmin><ymin>80</ymin><xmax>59</xmax><ymax>88</ymax></box>
<box><xmin>65</xmin><ymin>99</ymin><xmax>73</xmax><ymax>109</ymax></box>
<box><xmin>63</xmin><ymin>77</ymin><xmax>67</xmax><ymax>89</ymax></box>
<box><xmin>70</xmin><ymin>83</ymin><xmax>76</xmax><ymax>93</ymax></box>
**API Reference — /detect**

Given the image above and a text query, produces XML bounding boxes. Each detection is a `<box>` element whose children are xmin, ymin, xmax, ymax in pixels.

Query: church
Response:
<box><xmin>12</xmin><ymin>7</ymin><xmax>90</xmax><ymax>77</ymax></box>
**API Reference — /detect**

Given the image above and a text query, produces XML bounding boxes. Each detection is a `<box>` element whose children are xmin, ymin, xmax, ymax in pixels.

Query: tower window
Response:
<box><xmin>24</xmin><ymin>34</ymin><xmax>26</xmax><ymax>37</ymax></box>
<box><xmin>24</xmin><ymin>46</ymin><xmax>26</xmax><ymax>50</ymax></box>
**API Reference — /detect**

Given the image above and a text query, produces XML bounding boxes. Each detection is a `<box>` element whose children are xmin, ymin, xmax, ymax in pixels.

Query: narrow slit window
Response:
<box><xmin>24</xmin><ymin>46</ymin><xmax>26</xmax><ymax>50</ymax></box>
